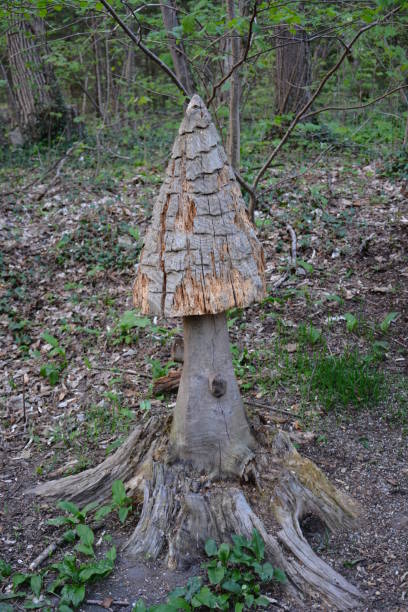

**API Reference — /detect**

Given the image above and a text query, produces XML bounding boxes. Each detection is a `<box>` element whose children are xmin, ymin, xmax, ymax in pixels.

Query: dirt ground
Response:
<box><xmin>0</xmin><ymin>153</ymin><xmax>407</xmax><ymax>610</ymax></box>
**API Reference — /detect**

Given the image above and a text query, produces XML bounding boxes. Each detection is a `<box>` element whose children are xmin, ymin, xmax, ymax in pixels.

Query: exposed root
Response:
<box><xmin>29</xmin><ymin>416</ymin><xmax>170</xmax><ymax>505</ymax></box>
<box><xmin>29</xmin><ymin>420</ymin><xmax>363</xmax><ymax>609</ymax></box>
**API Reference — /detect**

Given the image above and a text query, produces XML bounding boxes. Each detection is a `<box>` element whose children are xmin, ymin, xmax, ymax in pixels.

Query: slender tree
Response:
<box><xmin>160</xmin><ymin>0</ymin><xmax>195</xmax><ymax>96</ymax></box>
<box><xmin>274</xmin><ymin>21</ymin><xmax>312</xmax><ymax>117</ymax></box>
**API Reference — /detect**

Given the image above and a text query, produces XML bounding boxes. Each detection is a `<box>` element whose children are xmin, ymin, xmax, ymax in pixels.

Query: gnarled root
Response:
<box><xmin>29</xmin><ymin>420</ymin><xmax>363</xmax><ymax>609</ymax></box>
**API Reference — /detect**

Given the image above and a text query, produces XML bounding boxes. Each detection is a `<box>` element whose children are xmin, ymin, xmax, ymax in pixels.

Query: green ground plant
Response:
<box><xmin>133</xmin><ymin>530</ymin><xmax>286</xmax><ymax>611</ymax></box>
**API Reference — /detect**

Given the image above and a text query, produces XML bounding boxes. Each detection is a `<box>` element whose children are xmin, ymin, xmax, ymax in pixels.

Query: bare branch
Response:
<box><xmin>98</xmin><ymin>0</ymin><xmax>191</xmax><ymax>99</ymax></box>
<box><xmin>251</xmin><ymin>6</ymin><xmax>401</xmax><ymax>192</ymax></box>
<box><xmin>206</xmin><ymin>0</ymin><xmax>258</xmax><ymax>106</ymax></box>
<box><xmin>302</xmin><ymin>84</ymin><xmax>408</xmax><ymax>120</ymax></box>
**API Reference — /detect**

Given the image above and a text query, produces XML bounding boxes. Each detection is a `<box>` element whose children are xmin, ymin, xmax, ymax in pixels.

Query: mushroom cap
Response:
<box><xmin>133</xmin><ymin>94</ymin><xmax>266</xmax><ymax>317</ymax></box>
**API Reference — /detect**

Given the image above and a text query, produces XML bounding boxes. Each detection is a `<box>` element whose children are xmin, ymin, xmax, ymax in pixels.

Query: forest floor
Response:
<box><xmin>0</xmin><ymin>148</ymin><xmax>407</xmax><ymax>611</ymax></box>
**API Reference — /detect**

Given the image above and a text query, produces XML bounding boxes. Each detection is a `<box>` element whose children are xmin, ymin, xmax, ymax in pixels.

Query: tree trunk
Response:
<box><xmin>160</xmin><ymin>0</ymin><xmax>195</xmax><ymax>96</ymax></box>
<box><xmin>226</xmin><ymin>0</ymin><xmax>241</xmax><ymax>170</ymax></box>
<box><xmin>6</xmin><ymin>18</ymin><xmax>69</xmax><ymax>142</ymax></box>
<box><xmin>169</xmin><ymin>314</ymin><xmax>255</xmax><ymax>477</ymax></box>
<box><xmin>31</xmin><ymin>313</ymin><xmax>363</xmax><ymax>609</ymax></box>
<box><xmin>274</xmin><ymin>22</ymin><xmax>312</xmax><ymax>116</ymax></box>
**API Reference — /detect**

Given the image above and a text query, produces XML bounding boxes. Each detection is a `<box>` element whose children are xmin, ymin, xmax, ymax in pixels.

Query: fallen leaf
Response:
<box><xmin>286</xmin><ymin>343</ymin><xmax>298</xmax><ymax>353</ymax></box>
<box><xmin>102</xmin><ymin>597</ymin><xmax>114</xmax><ymax>609</ymax></box>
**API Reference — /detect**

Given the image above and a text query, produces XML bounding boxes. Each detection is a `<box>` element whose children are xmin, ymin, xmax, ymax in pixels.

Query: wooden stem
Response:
<box><xmin>169</xmin><ymin>313</ymin><xmax>256</xmax><ymax>478</ymax></box>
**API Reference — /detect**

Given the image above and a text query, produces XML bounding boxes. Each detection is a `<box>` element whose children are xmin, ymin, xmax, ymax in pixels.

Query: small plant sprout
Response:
<box><xmin>344</xmin><ymin>313</ymin><xmax>358</xmax><ymax>333</ymax></box>
<box><xmin>379</xmin><ymin>312</ymin><xmax>399</xmax><ymax>333</ymax></box>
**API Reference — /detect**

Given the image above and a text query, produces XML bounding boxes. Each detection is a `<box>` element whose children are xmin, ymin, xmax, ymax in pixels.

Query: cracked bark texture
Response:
<box><xmin>168</xmin><ymin>313</ymin><xmax>256</xmax><ymax>477</ymax></box>
<box><xmin>133</xmin><ymin>94</ymin><xmax>265</xmax><ymax>317</ymax></box>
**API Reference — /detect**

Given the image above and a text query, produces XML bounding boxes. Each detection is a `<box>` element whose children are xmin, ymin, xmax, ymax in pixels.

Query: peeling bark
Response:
<box><xmin>133</xmin><ymin>95</ymin><xmax>265</xmax><ymax>317</ymax></box>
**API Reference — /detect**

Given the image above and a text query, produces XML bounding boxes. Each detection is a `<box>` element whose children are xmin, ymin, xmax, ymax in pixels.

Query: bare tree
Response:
<box><xmin>227</xmin><ymin>0</ymin><xmax>241</xmax><ymax>169</ymax></box>
<box><xmin>160</xmin><ymin>0</ymin><xmax>195</xmax><ymax>96</ymax></box>
<box><xmin>6</xmin><ymin>17</ymin><xmax>69</xmax><ymax>142</ymax></box>
<box><xmin>274</xmin><ymin>22</ymin><xmax>312</xmax><ymax>117</ymax></box>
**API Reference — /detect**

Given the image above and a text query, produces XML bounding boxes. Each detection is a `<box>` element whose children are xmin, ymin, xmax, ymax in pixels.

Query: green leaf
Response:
<box><xmin>204</xmin><ymin>539</ymin><xmax>218</xmax><ymax>557</ymax></box>
<box><xmin>207</xmin><ymin>565</ymin><xmax>224</xmax><ymax>585</ymax></box>
<box><xmin>75</xmin><ymin>543</ymin><xmax>94</xmax><ymax>557</ymax></box>
<box><xmin>118</xmin><ymin>506</ymin><xmax>130</xmax><ymax>523</ymax></box>
<box><xmin>132</xmin><ymin>602</ymin><xmax>147</xmax><ymax>612</ymax></box>
<box><xmin>344</xmin><ymin>313</ymin><xmax>358</xmax><ymax>332</ymax></box>
<box><xmin>273</xmin><ymin>567</ymin><xmax>287</xmax><ymax>583</ymax></box>
<box><xmin>297</xmin><ymin>259</ymin><xmax>314</xmax><ymax>273</ymax></box>
<box><xmin>12</xmin><ymin>573</ymin><xmax>30</xmax><ymax>589</ymax></box>
<box><xmin>221</xmin><ymin>579</ymin><xmax>241</xmax><ymax>593</ymax></box>
<box><xmin>61</xmin><ymin>583</ymin><xmax>85</xmax><ymax>607</ymax></box>
<box><xmin>48</xmin><ymin>516</ymin><xmax>70</xmax><ymax>527</ymax></box>
<box><xmin>380</xmin><ymin>312</ymin><xmax>398</xmax><ymax>332</ymax></box>
<box><xmin>63</xmin><ymin>529</ymin><xmax>77</xmax><ymax>543</ymax></box>
<box><xmin>82</xmin><ymin>501</ymin><xmax>100</xmax><ymax>516</ymax></box>
<box><xmin>217</xmin><ymin>543</ymin><xmax>230</xmax><ymax>565</ymax></box>
<box><xmin>235</xmin><ymin>605</ymin><xmax>244</xmax><ymax>612</ymax></box>
<box><xmin>57</xmin><ymin>501</ymin><xmax>80</xmax><ymax>517</ymax></box>
<box><xmin>181</xmin><ymin>14</ymin><xmax>196</xmax><ymax>34</ymax></box>
<box><xmin>106</xmin><ymin>546</ymin><xmax>117</xmax><ymax>563</ymax></box>
<box><xmin>257</xmin><ymin>561</ymin><xmax>274</xmax><ymax>581</ymax></box>
<box><xmin>76</xmin><ymin>524</ymin><xmax>94</xmax><ymax>547</ymax></box>
<box><xmin>0</xmin><ymin>558</ymin><xmax>12</xmax><ymax>577</ymax></box>
<box><xmin>251</xmin><ymin>528</ymin><xmax>264</xmax><ymax>561</ymax></box>
<box><xmin>30</xmin><ymin>574</ymin><xmax>42</xmax><ymax>597</ymax></box>
<box><xmin>191</xmin><ymin>586</ymin><xmax>216</xmax><ymax>607</ymax></box>
<box><xmin>112</xmin><ymin>479</ymin><xmax>127</xmax><ymax>504</ymax></box>
<box><xmin>41</xmin><ymin>333</ymin><xmax>59</xmax><ymax>348</ymax></box>
<box><xmin>58</xmin><ymin>606</ymin><xmax>73</xmax><ymax>612</ymax></box>
<box><xmin>94</xmin><ymin>505</ymin><xmax>113</xmax><ymax>522</ymax></box>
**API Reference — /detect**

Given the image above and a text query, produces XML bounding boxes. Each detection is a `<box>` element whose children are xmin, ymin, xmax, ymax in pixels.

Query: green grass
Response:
<box><xmin>233</xmin><ymin>340</ymin><xmax>385</xmax><ymax>413</ymax></box>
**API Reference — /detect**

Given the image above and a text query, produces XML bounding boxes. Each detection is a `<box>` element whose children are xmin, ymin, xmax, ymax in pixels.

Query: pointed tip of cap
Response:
<box><xmin>186</xmin><ymin>94</ymin><xmax>206</xmax><ymax>112</ymax></box>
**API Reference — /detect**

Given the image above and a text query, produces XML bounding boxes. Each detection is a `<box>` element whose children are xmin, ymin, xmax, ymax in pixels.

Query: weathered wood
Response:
<box><xmin>169</xmin><ymin>313</ymin><xmax>256</xmax><ymax>478</ymax></box>
<box><xmin>133</xmin><ymin>95</ymin><xmax>265</xmax><ymax>317</ymax></box>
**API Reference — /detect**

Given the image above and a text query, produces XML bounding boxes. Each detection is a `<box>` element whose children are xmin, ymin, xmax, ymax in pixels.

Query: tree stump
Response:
<box><xmin>30</xmin><ymin>96</ymin><xmax>363</xmax><ymax>609</ymax></box>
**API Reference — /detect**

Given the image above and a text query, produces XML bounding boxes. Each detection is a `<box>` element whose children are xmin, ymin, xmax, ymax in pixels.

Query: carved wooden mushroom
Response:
<box><xmin>31</xmin><ymin>95</ymin><xmax>363</xmax><ymax>610</ymax></box>
<box><xmin>133</xmin><ymin>94</ymin><xmax>265</xmax><ymax>478</ymax></box>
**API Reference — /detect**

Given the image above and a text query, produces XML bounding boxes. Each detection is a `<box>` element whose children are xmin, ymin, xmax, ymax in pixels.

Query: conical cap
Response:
<box><xmin>133</xmin><ymin>95</ymin><xmax>265</xmax><ymax>317</ymax></box>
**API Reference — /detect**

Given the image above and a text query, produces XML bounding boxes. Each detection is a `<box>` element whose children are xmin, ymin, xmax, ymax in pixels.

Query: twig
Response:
<box><xmin>29</xmin><ymin>522</ymin><xmax>105</xmax><ymax>571</ymax></box>
<box><xmin>244</xmin><ymin>398</ymin><xmax>296</xmax><ymax>418</ymax></box>
<box><xmin>85</xmin><ymin>600</ymin><xmax>129</xmax><ymax>608</ymax></box>
<box><xmin>272</xmin><ymin>272</ymin><xmax>289</xmax><ymax>289</ymax></box>
<box><xmin>302</xmin><ymin>84</ymin><xmax>408</xmax><ymax>121</ymax></box>
<box><xmin>286</xmin><ymin>224</ymin><xmax>297</xmax><ymax>270</ymax></box>
<box><xmin>250</xmin><ymin>6</ymin><xmax>401</xmax><ymax>195</ymax></box>
<box><xmin>206</xmin><ymin>0</ymin><xmax>258</xmax><ymax>106</ymax></box>
<box><xmin>98</xmin><ymin>0</ymin><xmax>190</xmax><ymax>98</ymax></box>
<box><xmin>29</xmin><ymin>536</ymin><xmax>64</xmax><ymax>571</ymax></box>
<box><xmin>35</xmin><ymin>144</ymin><xmax>76</xmax><ymax>201</ymax></box>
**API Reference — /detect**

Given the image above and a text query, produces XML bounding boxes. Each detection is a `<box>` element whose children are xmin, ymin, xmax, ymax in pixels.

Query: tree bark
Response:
<box><xmin>160</xmin><ymin>0</ymin><xmax>195</xmax><ymax>96</ymax></box>
<box><xmin>168</xmin><ymin>314</ymin><xmax>255</xmax><ymax>477</ymax></box>
<box><xmin>226</xmin><ymin>0</ymin><xmax>241</xmax><ymax>170</ymax></box>
<box><xmin>274</xmin><ymin>22</ymin><xmax>312</xmax><ymax>116</ymax></box>
<box><xmin>6</xmin><ymin>18</ymin><xmax>69</xmax><ymax>142</ymax></box>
